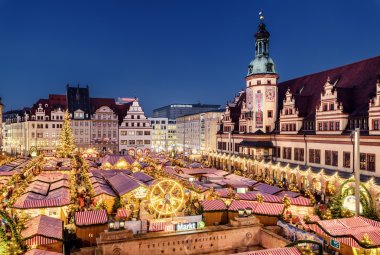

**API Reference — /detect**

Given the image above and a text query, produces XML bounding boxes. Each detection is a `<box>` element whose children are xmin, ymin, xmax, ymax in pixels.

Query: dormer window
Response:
<box><xmin>323</xmin><ymin>104</ymin><xmax>328</xmax><ymax>111</ymax></box>
<box><xmin>266</xmin><ymin>63</ymin><xmax>273</xmax><ymax>72</ymax></box>
<box><xmin>330</xmin><ymin>103</ymin><xmax>334</xmax><ymax>111</ymax></box>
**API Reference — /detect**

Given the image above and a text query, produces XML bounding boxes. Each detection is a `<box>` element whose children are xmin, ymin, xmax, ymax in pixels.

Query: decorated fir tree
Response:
<box><xmin>57</xmin><ymin>110</ymin><xmax>76</xmax><ymax>158</ymax></box>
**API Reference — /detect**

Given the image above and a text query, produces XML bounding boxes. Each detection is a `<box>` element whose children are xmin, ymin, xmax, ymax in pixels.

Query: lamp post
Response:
<box><xmin>354</xmin><ymin>128</ymin><xmax>360</xmax><ymax>216</ymax></box>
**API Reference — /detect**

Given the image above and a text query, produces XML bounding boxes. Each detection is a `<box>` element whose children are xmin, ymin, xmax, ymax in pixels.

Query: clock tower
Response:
<box><xmin>245</xmin><ymin>11</ymin><xmax>278</xmax><ymax>133</ymax></box>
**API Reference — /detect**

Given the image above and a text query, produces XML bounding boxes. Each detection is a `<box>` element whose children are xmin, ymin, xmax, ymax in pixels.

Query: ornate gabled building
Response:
<box><xmin>118</xmin><ymin>99</ymin><xmax>152</xmax><ymax>156</ymax></box>
<box><xmin>3</xmin><ymin>95</ymin><xmax>66</xmax><ymax>155</ymax></box>
<box><xmin>212</xmin><ymin>13</ymin><xmax>380</xmax><ymax>180</ymax></box>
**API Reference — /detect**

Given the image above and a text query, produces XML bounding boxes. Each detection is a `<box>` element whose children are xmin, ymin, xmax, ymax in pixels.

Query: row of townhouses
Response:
<box><xmin>2</xmin><ymin>85</ymin><xmax>152</xmax><ymax>156</ymax></box>
<box><xmin>212</xmin><ymin>16</ymin><xmax>380</xmax><ymax>176</ymax></box>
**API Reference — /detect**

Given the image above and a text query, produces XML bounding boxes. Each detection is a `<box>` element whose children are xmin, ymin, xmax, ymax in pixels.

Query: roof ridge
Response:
<box><xmin>280</xmin><ymin>55</ymin><xmax>380</xmax><ymax>84</ymax></box>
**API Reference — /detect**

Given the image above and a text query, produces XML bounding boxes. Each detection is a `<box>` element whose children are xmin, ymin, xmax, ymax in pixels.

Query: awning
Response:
<box><xmin>239</xmin><ymin>141</ymin><xmax>273</xmax><ymax>148</ymax></box>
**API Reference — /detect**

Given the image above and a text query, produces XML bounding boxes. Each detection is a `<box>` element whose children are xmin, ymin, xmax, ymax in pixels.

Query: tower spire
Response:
<box><xmin>247</xmin><ymin>10</ymin><xmax>276</xmax><ymax>76</ymax></box>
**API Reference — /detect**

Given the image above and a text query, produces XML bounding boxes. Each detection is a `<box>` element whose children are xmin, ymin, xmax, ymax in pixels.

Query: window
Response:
<box><xmin>330</xmin><ymin>103</ymin><xmax>334</xmax><ymax>111</ymax></box>
<box><xmin>318</xmin><ymin>122</ymin><xmax>322</xmax><ymax>131</ymax></box>
<box><xmin>283</xmin><ymin>147</ymin><xmax>292</xmax><ymax>160</ymax></box>
<box><xmin>335</xmin><ymin>122</ymin><xmax>340</xmax><ymax>131</ymax></box>
<box><xmin>267</xmin><ymin>80</ymin><xmax>271</xmax><ymax>84</ymax></box>
<box><xmin>373</xmin><ymin>119</ymin><xmax>379</xmax><ymax>130</ymax></box>
<box><xmin>326</xmin><ymin>150</ymin><xmax>338</xmax><ymax>166</ymax></box>
<box><xmin>323</xmin><ymin>104</ymin><xmax>328</xmax><ymax>111</ymax></box>
<box><xmin>343</xmin><ymin>152</ymin><xmax>350</xmax><ymax>168</ymax></box>
<box><xmin>257</xmin><ymin>80</ymin><xmax>261</xmax><ymax>85</ymax></box>
<box><xmin>329</xmin><ymin>122</ymin><xmax>334</xmax><ymax>131</ymax></box>
<box><xmin>360</xmin><ymin>153</ymin><xmax>375</xmax><ymax>172</ymax></box>
<box><xmin>273</xmin><ymin>146</ymin><xmax>281</xmax><ymax>158</ymax></box>
<box><xmin>267</xmin><ymin>110</ymin><xmax>273</xmax><ymax>118</ymax></box>
<box><xmin>309</xmin><ymin>149</ymin><xmax>321</xmax><ymax>164</ymax></box>
<box><xmin>294</xmin><ymin>148</ymin><xmax>304</xmax><ymax>161</ymax></box>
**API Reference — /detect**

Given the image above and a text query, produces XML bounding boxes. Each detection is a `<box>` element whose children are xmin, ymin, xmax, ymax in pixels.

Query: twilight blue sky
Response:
<box><xmin>0</xmin><ymin>0</ymin><xmax>379</xmax><ymax>116</ymax></box>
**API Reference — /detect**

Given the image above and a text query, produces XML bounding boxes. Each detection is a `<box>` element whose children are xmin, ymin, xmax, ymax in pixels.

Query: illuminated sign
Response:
<box><xmin>133</xmin><ymin>186</ymin><xmax>147</xmax><ymax>199</ymax></box>
<box><xmin>330</xmin><ymin>239</ymin><xmax>340</xmax><ymax>249</ymax></box>
<box><xmin>175</xmin><ymin>222</ymin><xmax>197</xmax><ymax>232</ymax></box>
<box><xmin>197</xmin><ymin>221</ymin><xmax>205</xmax><ymax>229</ymax></box>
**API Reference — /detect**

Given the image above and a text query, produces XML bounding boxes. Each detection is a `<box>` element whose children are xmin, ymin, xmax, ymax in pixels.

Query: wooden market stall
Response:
<box><xmin>201</xmin><ymin>199</ymin><xmax>228</xmax><ymax>226</ymax></box>
<box><xmin>22</xmin><ymin>215</ymin><xmax>63</xmax><ymax>253</ymax></box>
<box><xmin>228</xmin><ymin>200</ymin><xmax>284</xmax><ymax>226</ymax></box>
<box><xmin>74</xmin><ymin>210</ymin><xmax>109</xmax><ymax>247</ymax></box>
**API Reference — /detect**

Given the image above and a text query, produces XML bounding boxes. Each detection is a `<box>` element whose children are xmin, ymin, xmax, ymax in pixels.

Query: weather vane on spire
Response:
<box><xmin>259</xmin><ymin>10</ymin><xmax>264</xmax><ymax>21</ymax></box>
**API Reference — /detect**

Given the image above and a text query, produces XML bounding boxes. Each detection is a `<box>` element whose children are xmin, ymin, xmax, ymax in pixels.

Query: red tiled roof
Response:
<box><xmin>201</xmin><ymin>199</ymin><xmax>227</xmax><ymax>211</ymax></box>
<box><xmin>75</xmin><ymin>210</ymin><xmax>108</xmax><ymax>226</ymax></box>
<box><xmin>278</xmin><ymin>56</ymin><xmax>380</xmax><ymax>118</ymax></box>
<box><xmin>22</xmin><ymin>215</ymin><xmax>63</xmax><ymax>240</ymax></box>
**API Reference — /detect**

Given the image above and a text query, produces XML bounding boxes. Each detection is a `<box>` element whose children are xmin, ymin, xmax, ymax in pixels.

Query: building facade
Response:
<box><xmin>119</xmin><ymin>99</ymin><xmax>152</xmax><ymax>156</ymax></box>
<box><xmin>67</xmin><ymin>85</ymin><xmax>92</xmax><ymax>150</ymax></box>
<box><xmin>152</xmin><ymin>103</ymin><xmax>220</xmax><ymax>119</ymax></box>
<box><xmin>148</xmin><ymin>118</ymin><xmax>177</xmax><ymax>153</ymax></box>
<box><xmin>2</xmin><ymin>95</ymin><xmax>66</xmax><ymax>155</ymax></box>
<box><xmin>212</xmin><ymin>14</ymin><xmax>380</xmax><ymax>180</ymax></box>
<box><xmin>176</xmin><ymin>110</ymin><xmax>223</xmax><ymax>155</ymax></box>
<box><xmin>2</xmin><ymin>86</ymin><xmax>152</xmax><ymax>156</ymax></box>
<box><xmin>90</xmin><ymin>98</ymin><xmax>119</xmax><ymax>153</ymax></box>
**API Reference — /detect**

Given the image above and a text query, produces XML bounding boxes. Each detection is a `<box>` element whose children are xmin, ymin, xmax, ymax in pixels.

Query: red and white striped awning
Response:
<box><xmin>75</xmin><ymin>210</ymin><xmax>108</xmax><ymax>226</ymax></box>
<box><xmin>201</xmin><ymin>199</ymin><xmax>227</xmax><ymax>211</ymax></box>
<box><xmin>254</xmin><ymin>203</ymin><xmax>284</xmax><ymax>216</ymax></box>
<box><xmin>24</xmin><ymin>236</ymin><xmax>59</xmax><ymax>247</ymax></box>
<box><xmin>149</xmin><ymin>221</ymin><xmax>166</xmax><ymax>232</ymax></box>
<box><xmin>234</xmin><ymin>247</ymin><xmax>301</xmax><ymax>255</ymax></box>
<box><xmin>290</xmin><ymin>196</ymin><xmax>311</xmax><ymax>206</ymax></box>
<box><xmin>116</xmin><ymin>208</ymin><xmax>131</xmax><ymax>219</ymax></box>
<box><xmin>228</xmin><ymin>200</ymin><xmax>284</xmax><ymax>216</ymax></box>
<box><xmin>310</xmin><ymin>217</ymin><xmax>380</xmax><ymax>247</ymax></box>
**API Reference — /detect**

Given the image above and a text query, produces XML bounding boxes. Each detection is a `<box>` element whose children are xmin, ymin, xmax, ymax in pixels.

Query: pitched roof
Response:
<box><xmin>75</xmin><ymin>210</ymin><xmax>108</xmax><ymax>226</ymax></box>
<box><xmin>201</xmin><ymin>199</ymin><xmax>227</xmax><ymax>211</ymax></box>
<box><xmin>278</xmin><ymin>56</ymin><xmax>380</xmax><ymax>118</ymax></box>
<box><xmin>13</xmin><ymin>187</ymin><xmax>70</xmax><ymax>209</ymax></box>
<box><xmin>107</xmin><ymin>173</ymin><xmax>143</xmax><ymax>196</ymax></box>
<box><xmin>22</xmin><ymin>215</ymin><xmax>63</xmax><ymax>240</ymax></box>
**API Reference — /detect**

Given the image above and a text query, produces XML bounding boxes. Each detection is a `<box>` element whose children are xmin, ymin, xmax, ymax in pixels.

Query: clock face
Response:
<box><xmin>265</xmin><ymin>87</ymin><xmax>275</xmax><ymax>102</ymax></box>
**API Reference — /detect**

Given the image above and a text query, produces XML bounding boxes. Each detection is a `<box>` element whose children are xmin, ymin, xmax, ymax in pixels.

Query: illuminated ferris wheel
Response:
<box><xmin>148</xmin><ymin>179</ymin><xmax>185</xmax><ymax>217</ymax></box>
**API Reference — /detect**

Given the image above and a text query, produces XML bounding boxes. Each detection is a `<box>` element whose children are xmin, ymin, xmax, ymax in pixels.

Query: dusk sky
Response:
<box><xmin>0</xmin><ymin>0</ymin><xmax>379</xmax><ymax>115</ymax></box>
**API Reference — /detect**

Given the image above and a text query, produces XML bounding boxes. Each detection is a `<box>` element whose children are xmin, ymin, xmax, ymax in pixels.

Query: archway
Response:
<box><xmin>339</xmin><ymin>179</ymin><xmax>375</xmax><ymax>217</ymax></box>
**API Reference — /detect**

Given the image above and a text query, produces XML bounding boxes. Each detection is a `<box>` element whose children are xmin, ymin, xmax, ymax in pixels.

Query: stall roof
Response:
<box><xmin>75</xmin><ymin>210</ymin><xmax>108</xmax><ymax>226</ymax></box>
<box><xmin>22</xmin><ymin>215</ymin><xmax>63</xmax><ymax>240</ymax></box>
<box><xmin>201</xmin><ymin>199</ymin><xmax>227</xmax><ymax>211</ymax></box>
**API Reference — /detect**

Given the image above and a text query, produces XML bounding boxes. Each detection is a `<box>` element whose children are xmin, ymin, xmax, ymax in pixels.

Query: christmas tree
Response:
<box><xmin>57</xmin><ymin>110</ymin><xmax>76</xmax><ymax>158</ymax></box>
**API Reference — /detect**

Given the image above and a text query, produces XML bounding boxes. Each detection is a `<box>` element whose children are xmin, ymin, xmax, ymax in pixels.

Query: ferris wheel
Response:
<box><xmin>148</xmin><ymin>179</ymin><xmax>185</xmax><ymax>217</ymax></box>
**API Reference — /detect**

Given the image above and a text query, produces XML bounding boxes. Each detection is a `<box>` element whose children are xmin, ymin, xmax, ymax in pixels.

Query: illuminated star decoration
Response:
<box><xmin>259</xmin><ymin>10</ymin><xmax>264</xmax><ymax>21</ymax></box>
